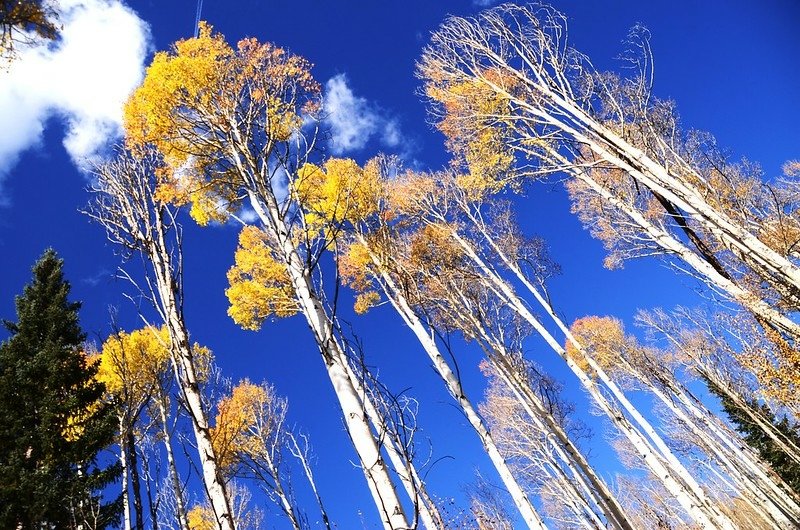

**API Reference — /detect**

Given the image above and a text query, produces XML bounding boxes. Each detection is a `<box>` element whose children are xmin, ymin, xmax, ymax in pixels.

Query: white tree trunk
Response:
<box><xmin>470</xmin><ymin>206</ymin><xmax>799</xmax><ymax>525</ymax></box>
<box><xmin>700</xmin><ymin>365</ymin><xmax>800</xmax><ymax>467</ymax></box>
<box><xmin>363</xmin><ymin>243</ymin><xmax>548</xmax><ymax>530</ymax></box>
<box><xmin>342</xmin><ymin>359</ymin><xmax>446</xmax><ymax>530</ymax></box>
<box><xmin>119</xmin><ymin>423</ymin><xmax>132</xmax><ymax>530</ymax></box>
<box><xmin>247</xmin><ymin>193</ymin><xmax>410</xmax><ymax>530</ymax></box>
<box><xmin>489</xmin><ymin>60</ymin><xmax>800</xmax><ymax>298</ymax></box>
<box><xmin>570</xmin><ymin>162</ymin><xmax>800</xmax><ymax>340</ymax></box>
<box><xmin>448</xmin><ymin>230</ymin><xmax>735</xmax><ymax>530</ymax></box>
<box><xmin>149</xmin><ymin>215</ymin><xmax>236</xmax><ymax>530</ymax></box>
<box><xmin>487</xmin><ymin>354</ymin><xmax>633</xmax><ymax>530</ymax></box>
<box><xmin>258</xmin><ymin>443</ymin><xmax>303</xmax><ymax>530</ymax></box>
<box><xmin>156</xmin><ymin>390</ymin><xmax>190</xmax><ymax>530</ymax></box>
<box><xmin>664</xmin><ymin>375</ymin><xmax>800</xmax><ymax>525</ymax></box>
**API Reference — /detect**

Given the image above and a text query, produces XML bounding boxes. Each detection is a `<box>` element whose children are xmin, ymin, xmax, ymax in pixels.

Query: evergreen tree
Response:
<box><xmin>0</xmin><ymin>250</ymin><xmax>121</xmax><ymax>529</ymax></box>
<box><xmin>706</xmin><ymin>377</ymin><xmax>800</xmax><ymax>494</ymax></box>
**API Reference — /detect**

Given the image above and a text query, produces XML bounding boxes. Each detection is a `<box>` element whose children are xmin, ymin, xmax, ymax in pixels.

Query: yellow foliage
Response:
<box><xmin>354</xmin><ymin>290</ymin><xmax>381</xmax><ymax>315</ymax></box>
<box><xmin>96</xmin><ymin>326</ymin><xmax>172</xmax><ymax>399</ymax></box>
<box><xmin>740</xmin><ymin>325</ymin><xmax>800</xmax><ymax>409</ymax></box>
<box><xmin>293</xmin><ymin>157</ymin><xmax>384</xmax><ymax>233</ymax></box>
<box><xmin>338</xmin><ymin>240</ymin><xmax>375</xmax><ymax>291</ymax></box>
<box><xmin>188</xmin><ymin>187</ymin><xmax>235</xmax><ymax>226</ymax></box>
<box><xmin>96</xmin><ymin>326</ymin><xmax>214</xmax><ymax>399</ymax></box>
<box><xmin>566</xmin><ymin>316</ymin><xmax>630</xmax><ymax>376</ymax></box>
<box><xmin>187</xmin><ymin>504</ymin><xmax>216</xmax><ymax>530</ymax></box>
<box><xmin>226</xmin><ymin>226</ymin><xmax>298</xmax><ymax>330</ymax></box>
<box><xmin>124</xmin><ymin>22</ymin><xmax>231</xmax><ymax>164</ymax></box>
<box><xmin>424</xmin><ymin>69</ymin><xmax>516</xmax><ymax>196</ymax></box>
<box><xmin>123</xmin><ymin>22</ymin><xmax>320</xmax><ymax>226</ymax></box>
<box><xmin>409</xmin><ymin>224</ymin><xmax>464</xmax><ymax>272</ymax></box>
<box><xmin>210</xmin><ymin>380</ymin><xmax>275</xmax><ymax>471</ymax></box>
<box><xmin>63</xmin><ymin>352</ymin><xmax>103</xmax><ymax>442</ymax></box>
<box><xmin>386</xmin><ymin>171</ymin><xmax>439</xmax><ymax>216</ymax></box>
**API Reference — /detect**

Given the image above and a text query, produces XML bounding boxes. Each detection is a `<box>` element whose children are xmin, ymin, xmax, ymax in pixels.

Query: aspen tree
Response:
<box><xmin>90</xmin><ymin>148</ymin><xmax>235</xmax><ymax>530</ymax></box>
<box><xmin>356</xmin><ymin>213</ymin><xmax>631</xmax><ymax>530</ymax></box>
<box><xmin>386</xmin><ymin>169</ymin><xmax>737</xmax><ymax>529</ymax></box>
<box><xmin>210</xmin><ymin>380</ymin><xmax>305</xmax><ymax>529</ymax></box>
<box><xmin>123</xmin><ymin>26</ymin><xmax>409</xmax><ymax>528</ymax></box>
<box><xmin>638</xmin><ymin>308</ymin><xmax>800</xmax><ymax>478</ymax></box>
<box><xmin>570</xmin><ymin>316</ymin><xmax>800</xmax><ymax>527</ymax></box>
<box><xmin>418</xmin><ymin>4</ymin><xmax>800</xmax><ymax>385</ymax></box>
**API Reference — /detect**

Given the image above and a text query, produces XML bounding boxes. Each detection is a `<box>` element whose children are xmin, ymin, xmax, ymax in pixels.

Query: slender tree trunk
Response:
<box><xmin>259</xmin><ymin>447</ymin><xmax>303</xmax><ymax>530</ymax></box>
<box><xmin>664</xmin><ymin>376</ymin><xmax>800</xmax><ymax>524</ymax></box>
<box><xmin>287</xmin><ymin>433</ymin><xmax>333</xmax><ymax>530</ymax></box>
<box><xmin>483</xmin><ymin>57</ymin><xmax>800</xmax><ymax>298</ymax></box>
<box><xmin>362</xmin><ymin>242</ymin><xmax>547</xmax><ymax>530</ymax></box>
<box><xmin>700</xmin><ymin>366</ymin><xmax>800</xmax><ymax>467</ymax></box>
<box><xmin>126</xmin><ymin>430</ymin><xmax>144</xmax><ymax>530</ymax></box>
<box><xmin>488</xmin><ymin>354</ymin><xmax>633</xmax><ymax>530</ymax></box>
<box><xmin>120</xmin><ymin>424</ymin><xmax>132</xmax><ymax>530</ymax></box>
<box><xmin>149</xmin><ymin>211</ymin><xmax>236</xmax><ymax>530</ymax></box>
<box><xmin>568</xmin><ymin>162</ymin><xmax>800</xmax><ymax>341</ymax></box>
<box><xmin>156</xmin><ymin>390</ymin><xmax>189</xmax><ymax>530</ymax></box>
<box><xmin>343</xmin><ymin>358</ymin><xmax>446</xmax><ymax>530</ymax></box>
<box><xmin>639</xmin><ymin>371</ymin><xmax>795</xmax><ymax>527</ymax></box>
<box><xmin>246</xmin><ymin>193</ymin><xmax>410</xmax><ymax>530</ymax></box>
<box><xmin>448</xmin><ymin>230</ymin><xmax>735</xmax><ymax>529</ymax></box>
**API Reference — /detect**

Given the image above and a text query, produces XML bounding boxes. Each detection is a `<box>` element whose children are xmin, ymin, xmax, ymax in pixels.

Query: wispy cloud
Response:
<box><xmin>0</xmin><ymin>0</ymin><xmax>151</xmax><ymax>199</ymax></box>
<box><xmin>82</xmin><ymin>268</ymin><xmax>111</xmax><ymax>287</ymax></box>
<box><xmin>323</xmin><ymin>74</ymin><xmax>408</xmax><ymax>156</ymax></box>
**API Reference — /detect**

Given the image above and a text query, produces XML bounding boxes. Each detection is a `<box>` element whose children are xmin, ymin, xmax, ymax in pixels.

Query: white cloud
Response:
<box><xmin>237</xmin><ymin>207</ymin><xmax>259</xmax><ymax>224</ymax></box>
<box><xmin>0</xmin><ymin>0</ymin><xmax>151</xmax><ymax>191</ymax></box>
<box><xmin>323</xmin><ymin>74</ymin><xmax>407</xmax><ymax>156</ymax></box>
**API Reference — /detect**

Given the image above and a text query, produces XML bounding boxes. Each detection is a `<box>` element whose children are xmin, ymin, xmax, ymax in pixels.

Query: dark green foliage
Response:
<box><xmin>0</xmin><ymin>250</ymin><xmax>121</xmax><ymax>529</ymax></box>
<box><xmin>706</xmin><ymin>377</ymin><xmax>800</xmax><ymax>495</ymax></box>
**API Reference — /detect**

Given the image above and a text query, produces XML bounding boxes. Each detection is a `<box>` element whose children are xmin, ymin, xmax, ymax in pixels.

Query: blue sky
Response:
<box><xmin>1</xmin><ymin>0</ymin><xmax>799</xmax><ymax>527</ymax></box>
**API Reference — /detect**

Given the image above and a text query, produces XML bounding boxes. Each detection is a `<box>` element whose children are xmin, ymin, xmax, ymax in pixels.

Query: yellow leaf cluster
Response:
<box><xmin>425</xmin><ymin>70</ymin><xmax>516</xmax><ymax>197</ymax></box>
<box><xmin>409</xmin><ymin>224</ymin><xmax>464</xmax><ymax>272</ymax></box>
<box><xmin>63</xmin><ymin>352</ymin><xmax>103</xmax><ymax>442</ymax></box>
<box><xmin>96</xmin><ymin>326</ymin><xmax>172</xmax><ymax>399</ymax></box>
<box><xmin>124</xmin><ymin>22</ymin><xmax>231</xmax><ymax>165</ymax></box>
<box><xmin>210</xmin><ymin>380</ymin><xmax>273</xmax><ymax>471</ymax></box>
<box><xmin>123</xmin><ymin>23</ymin><xmax>320</xmax><ymax>226</ymax></box>
<box><xmin>293</xmin><ymin>158</ymin><xmax>384</xmax><ymax>233</ymax></box>
<box><xmin>187</xmin><ymin>504</ymin><xmax>216</xmax><ymax>530</ymax></box>
<box><xmin>740</xmin><ymin>326</ymin><xmax>800</xmax><ymax>409</ymax></box>
<box><xmin>353</xmin><ymin>290</ymin><xmax>381</xmax><ymax>315</ymax></box>
<box><xmin>386</xmin><ymin>171</ymin><xmax>439</xmax><ymax>216</ymax></box>
<box><xmin>566</xmin><ymin>316</ymin><xmax>629</xmax><ymax>376</ymax></box>
<box><xmin>226</xmin><ymin>226</ymin><xmax>299</xmax><ymax>330</ymax></box>
<box><xmin>338</xmin><ymin>240</ymin><xmax>375</xmax><ymax>291</ymax></box>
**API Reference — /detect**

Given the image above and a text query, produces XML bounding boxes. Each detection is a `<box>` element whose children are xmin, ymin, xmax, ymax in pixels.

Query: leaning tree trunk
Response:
<box><xmin>699</xmin><ymin>364</ymin><xmax>800</xmax><ymax>467</ymax></box>
<box><xmin>362</xmin><ymin>241</ymin><xmax>548</xmax><ymax>530</ymax></box>
<box><xmin>155</xmin><ymin>388</ymin><xmax>190</xmax><ymax>530</ymax></box>
<box><xmin>665</xmin><ymin>373</ymin><xmax>800</xmax><ymax>523</ymax></box>
<box><xmin>486</xmin><ymin>348</ymin><xmax>633</xmax><ymax>530</ymax></box>
<box><xmin>244</xmin><ymin>191</ymin><xmax>410</xmax><ymax>530</ymax></box>
<box><xmin>447</xmin><ymin>229</ymin><xmax>735</xmax><ymax>530</ymax></box>
<box><xmin>467</xmin><ymin>27</ymin><xmax>800</xmax><ymax>299</ymax></box>
<box><xmin>148</xmin><ymin>210</ymin><xmax>236</xmax><ymax>530</ymax></box>
<box><xmin>469</xmin><ymin>204</ymin><xmax>799</xmax><ymax>525</ymax></box>
<box><xmin>343</xmin><ymin>359</ymin><xmax>446</xmax><ymax>530</ymax></box>
<box><xmin>633</xmin><ymin>362</ymin><xmax>798</xmax><ymax>527</ymax></box>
